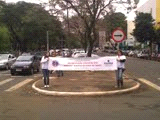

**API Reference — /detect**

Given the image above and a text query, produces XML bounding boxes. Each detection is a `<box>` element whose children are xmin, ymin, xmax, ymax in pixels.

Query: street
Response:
<box><xmin>126</xmin><ymin>57</ymin><xmax>160</xmax><ymax>86</ymax></box>
<box><xmin>0</xmin><ymin>70</ymin><xmax>41</xmax><ymax>94</ymax></box>
<box><xmin>1</xmin><ymin>0</ymin><xmax>160</xmax><ymax>119</ymax></box>
<box><xmin>0</xmin><ymin>53</ymin><xmax>160</xmax><ymax>120</ymax></box>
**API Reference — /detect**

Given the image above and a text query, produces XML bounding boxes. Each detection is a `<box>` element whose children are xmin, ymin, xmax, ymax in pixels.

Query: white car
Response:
<box><xmin>128</xmin><ymin>51</ymin><xmax>135</xmax><ymax>56</ymax></box>
<box><xmin>0</xmin><ymin>54</ymin><xmax>16</xmax><ymax>69</ymax></box>
<box><xmin>137</xmin><ymin>51</ymin><xmax>149</xmax><ymax>58</ymax></box>
<box><xmin>72</xmin><ymin>51</ymin><xmax>85</xmax><ymax>58</ymax></box>
<box><xmin>72</xmin><ymin>53</ymin><xmax>99</xmax><ymax>58</ymax></box>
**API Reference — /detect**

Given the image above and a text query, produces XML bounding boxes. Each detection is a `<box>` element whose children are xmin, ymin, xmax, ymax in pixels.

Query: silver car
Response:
<box><xmin>0</xmin><ymin>54</ymin><xmax>16</xmax><ymax>69</ymax></box>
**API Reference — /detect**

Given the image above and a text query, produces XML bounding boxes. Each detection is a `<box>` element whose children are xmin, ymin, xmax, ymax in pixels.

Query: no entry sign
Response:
<box><xmin>112</xmin><ymin>28</ymin><xmax>125</xmax><ymax>42</ymax></box>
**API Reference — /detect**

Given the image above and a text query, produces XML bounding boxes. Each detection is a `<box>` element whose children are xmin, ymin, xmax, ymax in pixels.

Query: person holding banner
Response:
<box><xmin>41</xmin><ymin>52</ymin><xmax>50</xmax><ymax>88</ymax></box>
<box><xmin>116</xmin><ymin>50</ymin><xmax>126</xmax><ymax>88</ymax></box>
<box><xmin>50</xmin><ymin>50</ymin><xmax>56</xmax><ymax>74</ymax></box>
<box><xmin>56</xmin><ymin>50</ymin><xmax>64</xmax><ymax>77</ymax></box>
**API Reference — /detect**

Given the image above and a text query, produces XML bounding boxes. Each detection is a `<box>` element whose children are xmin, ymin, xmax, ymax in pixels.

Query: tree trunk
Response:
<box><xmin>87</xmin><ymin>43</ymin><xmax>93</xmax><ymax>57</ymax></box>
<box><xmin>149</xmin><ymin>40</ymin><xmax>153</xmax><ymax>60</ymax></box>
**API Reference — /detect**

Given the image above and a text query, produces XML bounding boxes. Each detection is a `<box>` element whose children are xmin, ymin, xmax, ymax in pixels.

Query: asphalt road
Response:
<box><xmin>125</xmin><ymin>57</ymin><xmax>160</xmax><ymax>86</ymax></box>
<box><xmin>0</xmin><ymin>70</ymin><xmax>41</xmax><ymax>93</ymax></box>
<box><xmin>0</xmin><ymin>54</ymin><xmax>160</xmax><ymax>120</ymax></box>
<box><xmin>98</xmin><ymin>51</ymin><xmax>160</xmax><ymax>87</ymax></box>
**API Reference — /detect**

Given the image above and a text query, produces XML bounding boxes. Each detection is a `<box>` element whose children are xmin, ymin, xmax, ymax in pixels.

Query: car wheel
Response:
<box><xmin>30</xmin><ymin>68</ymin><xmax>34</xmax><ymax>75</ymax></box>
<box><xmin>37</xmin><ymin>67</ymin><xmax>40</xmax><ymax>72</ymax></box>
<box><xmin>11</xmin><ymin>72</ymin><xmax>15</xmax><ymax>76</ymax></box>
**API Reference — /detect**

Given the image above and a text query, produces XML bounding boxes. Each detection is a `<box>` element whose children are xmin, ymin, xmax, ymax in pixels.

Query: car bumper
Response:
<box><xmin>11</xmin><ymin>68</ymin><xmax>31</xmax><ymax>74</ymax></box>
<box><xmin>0</xmin><ymin>64</ymin><xmax>6</xmax><ymax>69</ymax></box>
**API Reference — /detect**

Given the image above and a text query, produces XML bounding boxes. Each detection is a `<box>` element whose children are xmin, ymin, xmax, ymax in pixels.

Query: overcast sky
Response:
<box><xmin>5</xmin><ymin>0</ymin><xmax>148</xmax><ymax>20</ymax></box>
<box><xmin>5</xmin><ymin>0</ymin><xmax>148</xmax><ymax>5</ymax></box>
<box><xmin>6</xmin><ymin>0</ymin><xmax>48</xmax><ymax>4</ymax></box>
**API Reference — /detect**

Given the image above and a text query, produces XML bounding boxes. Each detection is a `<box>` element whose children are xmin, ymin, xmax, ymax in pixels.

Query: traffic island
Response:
<box><xmin>32</xmin><ymin>71</ymin><xmax>140</xmax><ymax>96</ymax></box>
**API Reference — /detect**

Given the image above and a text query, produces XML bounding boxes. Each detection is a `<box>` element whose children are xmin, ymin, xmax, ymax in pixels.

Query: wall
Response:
<box><xmin>156</xmin><ymin>0</ymin><xmax>160</xmax><ymax>23</ymax></box>
<box><xmin>136</xmin><ymin>0</ymin><xmax>156</xmax><ymax>19</ymax></box>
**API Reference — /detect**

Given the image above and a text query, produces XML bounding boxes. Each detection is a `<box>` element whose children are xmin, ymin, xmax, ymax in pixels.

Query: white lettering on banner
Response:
<box><xmin>48</xmin><ymin>57</ymin><xmax>117</xmax><ymax>71</ymax></box>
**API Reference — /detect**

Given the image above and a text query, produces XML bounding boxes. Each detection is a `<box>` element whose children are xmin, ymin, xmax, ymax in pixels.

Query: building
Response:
<box><xmin>136</xmin><ymin>0</ymin><xmax>160</xmax><ymax>24</ymax></box>
<box><xmin>127</xmin><ymin>0</ymin><xmax>160</xmax><ymax>52</ymax></box>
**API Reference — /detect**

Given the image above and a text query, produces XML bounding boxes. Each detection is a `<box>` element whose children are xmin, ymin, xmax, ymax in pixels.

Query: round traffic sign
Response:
<box><xmin>111</xmin><ymin>28</ymin><xmax>125</xmax><ymax>42</ymax></box>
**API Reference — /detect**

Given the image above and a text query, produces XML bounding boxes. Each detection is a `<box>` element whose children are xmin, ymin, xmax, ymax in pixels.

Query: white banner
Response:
<box><xmin>48</xmin><ymin>56</ymin><xmax>117</xmax><ymax>71</ymax></box>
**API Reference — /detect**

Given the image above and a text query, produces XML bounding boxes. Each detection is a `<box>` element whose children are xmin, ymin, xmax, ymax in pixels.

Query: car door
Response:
<box><xmin>32</xmin><ymin>56</ymin><xmax>39</xmax><ymax>70</ymax></box>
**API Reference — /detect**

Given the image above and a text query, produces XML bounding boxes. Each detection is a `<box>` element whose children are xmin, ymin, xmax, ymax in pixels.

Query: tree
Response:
<box><xmin>0</xmin><ymin>26</ymin><xmax>10</xmax><ymax>51</ymax></box>
<box><xmin>133</xmin><ymin>12</ymin><xmax>155</xmax><ymax>56</ymax></box>
<box><xmin>63</xmin><ymin>15</ymin><xmax>88</xmax><ymax>51</ymax></box>
<box><xmin>22</xmin><ymin>3</ymin><xmax>63</xmax><ymax>51</ymax></box>
<box><xmin>0</xmin><ymin>1</ymin><xmax>63</xmax><ymax>52</ymax></box>
<box><xmin>50</xmin><ymin>0</ymin><xmax>139</xmax><ymax>56</ymax></box>
<box><xmin>104</xmin><ymin>12</ymin><xmax>127</xmax><ymax>49</ymax></box>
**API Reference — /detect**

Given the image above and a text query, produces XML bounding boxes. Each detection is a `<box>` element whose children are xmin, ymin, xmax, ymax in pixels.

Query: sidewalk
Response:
<box><xmin>32</xmin><ymin>71</ymin><xmax>140</xmax><ymax>96</ymax></box>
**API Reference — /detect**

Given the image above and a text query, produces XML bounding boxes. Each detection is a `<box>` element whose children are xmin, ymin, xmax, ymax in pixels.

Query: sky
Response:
<box><xmin>5</xmin><ymin>0</ymin><xmax>148</xmax><ymax>6</ymax></box>
<box><xmin>5</xmin><ymin>0</ymin><xmax>149</xmax><ymax>20</ymax></box>
<box><xmin>5</xmin><ymin>0</ymin><xmax>48</xmax><ymax>3</ymax></box>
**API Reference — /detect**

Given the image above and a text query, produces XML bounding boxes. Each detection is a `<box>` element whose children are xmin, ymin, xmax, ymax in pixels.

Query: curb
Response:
<box><xmin>32</xmin><ymin>80</ymin><xmax>141</xmax><ymax>96</ymax></box>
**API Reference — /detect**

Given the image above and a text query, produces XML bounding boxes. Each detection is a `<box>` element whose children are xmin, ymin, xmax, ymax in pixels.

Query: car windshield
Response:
<box><xmin>0</xmin><ymin>54</ymin><xmax>8</xmax><ymax>60</ymax></box>
<box><xmin>17</xmin><ymin>56</ymin><xmax>33</xmax><ymax>61</ymax></box>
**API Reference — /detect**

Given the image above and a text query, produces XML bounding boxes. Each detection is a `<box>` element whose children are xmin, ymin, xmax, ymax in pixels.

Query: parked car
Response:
<box><xmin>10</xmin><ymin>55</ymin><xmax>40</xmax><ymax>75</ymax></box>
<box><xmin>0</xmin><ymin>54</ymin><xmax>16</xmax><ymax>70</ymax></box>
<box><xmin>128</xmin><ymin>51</ymin><xmax>135</xmax><ymax>57</ymax></box>
<box><xmin>72</xmin><ymin>51</ymin><xmax>85</xmax><ymax>58</ymax></box>
<box><xmin>34</xmin><ymin>51</ymin><xmax>44</xmax><ymax>60</ymax></box>
<box><xmin>72</xmin><ymin>53</ymin><xmax>99</xmax><ymax>58</ymax></box>
<box><xmin>137</xmin><ymin>51</ymin><xmax>149</xmax><ymax>59</ymax></box>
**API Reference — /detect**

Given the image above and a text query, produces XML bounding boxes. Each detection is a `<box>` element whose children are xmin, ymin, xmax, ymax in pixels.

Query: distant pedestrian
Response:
<box><xmin>56</xmin><ymin>50</ymin><xmax>64</xmax><ymax>77</ymax></box>
<box><xmin>51</xmin><ymin>50</ymin><xmax>56</xmax><ymax>57</ymax></box>
<box><xmin>116</xmin><ymin>50</ymin><xmax>126</xmax><ymax>88</ymax></box>
<box><xmin>41</xmin><ymin>52</ymin><xmax>50</xmax><ymax>88</ymax></box>
<box><xmin>50</xmin><ymin>50</ymin><xmax>56</xmax><ymax>74</ymax></box>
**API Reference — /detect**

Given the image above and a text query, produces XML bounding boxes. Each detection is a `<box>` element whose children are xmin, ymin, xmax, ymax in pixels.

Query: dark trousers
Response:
<box><xmin>42</xmin><ymin>69</ymin><xmax>49</xmax><ymax>85</ymax></box>
<box><xmin>56</xmin><ymin>70</ymin><xmax>63</xmax><ymax>77</ymax></box>
<box><xmin>116</xmin><ymin>68</ymin><xmax>125</xmax><ymax>87</ymax></box>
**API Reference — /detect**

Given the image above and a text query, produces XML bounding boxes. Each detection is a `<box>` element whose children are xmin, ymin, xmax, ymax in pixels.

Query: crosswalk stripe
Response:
<box><xmin>0</xmin><ymin>70</ymin><xmax>9</xmax><ymax>74</ymax></box>
<box><xmin>5</xmin><ymin>79</ymin><xmax>33</xmax><ymax>92</ymax></box>
<box><xmin>138</xmin><ymin>78</ymin><xmax>160</xmax><ymax>91</ymax></box>
<box><xmin>0</xmin><ymin>78</ymin><xmax>14</xmax><ymax>86</ymax></box>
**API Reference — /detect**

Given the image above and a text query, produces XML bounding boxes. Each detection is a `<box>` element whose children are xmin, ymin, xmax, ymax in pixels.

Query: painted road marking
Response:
<box><xmin>34</xmin><ymin>74</ymin><xmax>42</xmax><ymax>78</ymax></box>
<box><xmin>11</xmin><ymin>76</ymin><xmax>26</xmax><ymax>78</ymax></box>
<box><xmin>2</xmin><ymin>74</ymin><xmax>11</xmax><ymax>76</ymax></box>
<box><xmin>138</xmin><ymin>78</ymin><xmax>160</xmax><ymax>91</ymax></box>
<box><xmin>5</xmin><ymin>79</ymin><xmax>33</xmax><ymax>92</ymax></box>
<box><xmin>0</xmin><ymin>70</ymin><xmax>9</xmax><ymax>74</ymax></box>
<box><xmin>0</xmin><ymin>78</ymin><xmax>14</xmax><ymax>86</ymax></box>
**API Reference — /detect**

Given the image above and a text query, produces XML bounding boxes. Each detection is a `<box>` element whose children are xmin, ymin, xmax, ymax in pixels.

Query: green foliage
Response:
<box><xmin>65</xmin><ymin>34</ymin><xmax>81</xmax><ymax>49</ymax></box>
<box><xmin>104</xmin><ymin>12</ymin><xmax>127</xmax><ymax>41</ymax></box>
<box><xmin>133</xmin><ymin>12</ymin><xmax>155</xmax><ymax>43</ymax></box>
<box><xmin>0</xmin><ymin>26</ymin><xmax>10</xmax><ymax>51</ymax></box>
<box><xmin>0</xmin><ymin>1</ymin><xmax>63</xmax><ymax>52</ymax></box>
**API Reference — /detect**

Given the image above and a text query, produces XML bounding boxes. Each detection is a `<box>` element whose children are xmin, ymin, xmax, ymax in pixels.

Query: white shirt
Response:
<box><xmin>40</xmin><ymin>56</ymin><xmax>49</xmax><ymax>69</ymax></box>
<box><xmin>116</xmin><ymin>55</ymin><xmax>126</xmax><ymax>69</ymax></box>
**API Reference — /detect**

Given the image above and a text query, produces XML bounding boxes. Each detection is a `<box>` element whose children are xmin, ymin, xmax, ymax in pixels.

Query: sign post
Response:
<box><xmin>111</xmin><ymin>28</ymin><xmax>126</xmax><ymax>43</ymax></box>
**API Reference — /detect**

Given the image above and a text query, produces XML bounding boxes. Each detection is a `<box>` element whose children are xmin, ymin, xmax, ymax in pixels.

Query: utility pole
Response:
<box><xmin>67</xmin><ymin>1</ymin><xmax>70</xmax><ymax>34</ymax></box>
<box><xmin>47</xmin><ymin>31</ymin><xmax>49</xmax><ymax>52</ymax></box>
